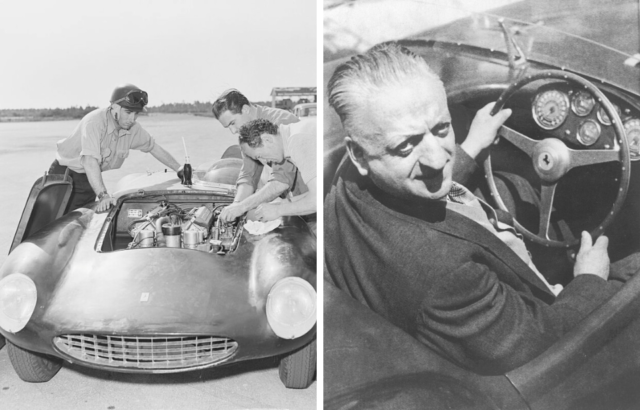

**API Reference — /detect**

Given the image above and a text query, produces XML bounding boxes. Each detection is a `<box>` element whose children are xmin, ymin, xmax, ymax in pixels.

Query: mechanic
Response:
<box><xmin>324</xmin><ymin>42</ymin><xmax>639</xmax><ymax>375</ymax></box>
<box><xmin>229</xmin><ymin>118</ymin><xmax>316</xmax><ymax>227</ymax></box>
<box><xmin>212</xmin><ymin>89</ymin><xmax>305</xmax><ymax>223</ymax></box>
<box><xmin>50</xmin><ymin>84</ymin><xmax>181</xmax><ymax>214</ymax></box>
<box><xmin>212</xmin><ymin>88</ymin><xmax>299</xmax><ymax>135</ymax></box>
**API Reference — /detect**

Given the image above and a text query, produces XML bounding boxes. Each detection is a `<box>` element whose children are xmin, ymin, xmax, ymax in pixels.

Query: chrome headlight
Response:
<box><xmin>266</xmin><ymin>277</ymin><xmax>316</xmax><ymax>339</ymax></box>
<box><xmin>0</xmin><ymin>273</ymin><xmax>37</xmax><ymax>333</ymax></box>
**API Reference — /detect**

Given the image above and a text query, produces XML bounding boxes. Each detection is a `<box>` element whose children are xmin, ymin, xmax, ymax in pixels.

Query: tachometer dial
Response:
<box><xmin>532</xmin><ymin>90</ymin><xmax>569</xmax><ymax>130</ymax></box>
<box><xmin>577</xmin><ymin>119</ymin><xmax>601</xmax><ymax>146</ymax></box>
<box><xmin>623</xmin><ymin>118</ymin><xmax>640</xmax><ymax>161</ymax></box>
<box><xmin>597</xmin><ymin>103</ymin><xmax>621</xmax><ymax>125</ymax></box>
<box><xmin>570</xmin><ymin>90</ymin><xmax>595</xmax><ymax>116</ymax></box>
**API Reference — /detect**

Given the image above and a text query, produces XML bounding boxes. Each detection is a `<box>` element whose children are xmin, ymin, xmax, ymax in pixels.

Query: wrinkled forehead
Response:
<box><xmin>348</xmin><ymin>75</ymin><xmax>449</xmax><ymax>147</ymax></box>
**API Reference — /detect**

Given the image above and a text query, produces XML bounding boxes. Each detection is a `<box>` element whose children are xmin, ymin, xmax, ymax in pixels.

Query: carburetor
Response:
<box><xmin>127</xmin><ymin>201</ymin><xmax>214</xmax><ymax>250</ymax></box>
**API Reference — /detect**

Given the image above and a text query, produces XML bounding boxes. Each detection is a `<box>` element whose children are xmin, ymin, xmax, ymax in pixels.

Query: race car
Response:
<box><xmin>0</xmin><ymin>147</ymin><xmax>317</xmax><ymax>389</ymax></box>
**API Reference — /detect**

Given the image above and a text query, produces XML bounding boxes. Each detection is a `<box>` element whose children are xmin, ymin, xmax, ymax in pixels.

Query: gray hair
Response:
<box><xmin>327</xmin><ymin>42</ymin><xmax>442</xmax><ymax>138</ymax></box>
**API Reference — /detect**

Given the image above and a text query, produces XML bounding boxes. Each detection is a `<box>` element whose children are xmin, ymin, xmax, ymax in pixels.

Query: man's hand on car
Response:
<box><xmin>96</xmin><ymin>196</ymin><xmax>116</xmax><ymax>213</ymax></box>
<box><xmin>574</xmin><ymin>231</ymin><xmax>610</xmax><ymax>280</ymax></box>
<box><xmin>252</xmin><ymin>203</ymin><xmax>281</xmax><ymax>222</ymax></box>
<box><xmin>220</xmin><ymin>202</ymin><xmax>247</xmax><ymax>223</ymax></box>
<box><xmin>461</xmin><ymin>102</ymin><xmax>512</xmax><ymax>159</ymax></box>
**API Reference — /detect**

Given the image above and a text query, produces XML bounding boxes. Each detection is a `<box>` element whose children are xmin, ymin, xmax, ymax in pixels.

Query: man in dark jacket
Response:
<box><xmin>324</xmin><ymin>42</ymin><xmax>632</xmax><ymax>375</ymax></box>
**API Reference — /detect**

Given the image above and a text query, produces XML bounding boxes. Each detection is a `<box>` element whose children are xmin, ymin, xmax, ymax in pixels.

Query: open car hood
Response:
<box><xmin>325</xmin><ymin>0</ymin><xmax>640</xmax><ymax>96</ymax></box>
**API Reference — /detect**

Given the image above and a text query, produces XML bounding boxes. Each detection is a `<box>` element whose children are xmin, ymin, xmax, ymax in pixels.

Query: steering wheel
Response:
<box><xmin>484</xmin><ymin>70</ymin><xmax>631</xmax><ymax>248</ymax></box>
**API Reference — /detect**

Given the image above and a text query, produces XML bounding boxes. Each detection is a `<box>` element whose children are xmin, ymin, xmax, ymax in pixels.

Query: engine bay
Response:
<box><xmin>99</xmin><ymin>195</ymin><xmax>243</xmax><ymax>254</ymax></box>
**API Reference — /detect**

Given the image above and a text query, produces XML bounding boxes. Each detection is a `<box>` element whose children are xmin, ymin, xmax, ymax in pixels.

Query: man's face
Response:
<box><xmin>349</xmin><ymin>75</ymin><xmax>455</xmax><ymax>201</ymax></box>
<box><xmin>218</xmin><ymin>106</ymin><xmax>253</xmax><ymax>135</ymax></box>
<box><xmin>240</xmin><ymin>134</ymin><xmax>284</xmax><ymax>165</ymax></box>
<box><xmin>114</xmin><ymin>105</ymin><xmax>139</xmax><ymax>130</ymax></box>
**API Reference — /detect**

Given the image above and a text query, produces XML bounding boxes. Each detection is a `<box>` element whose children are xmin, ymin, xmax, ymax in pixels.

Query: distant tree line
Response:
<box><xmin>147</xmin><ymin>100</ymin><xmax>274</xmax><ymax>115</ymax></box>
<box><xmin>147</xmin><ymin>101</ymin><xmax>213</xmax><ymax>114</ymax></box>
<box><xmin>0</xmin><ymin>99</ymin><xmax>308</xmax><ymax>122</ymax></box>
<box><xmin>0</xmin><ymin>106</ymin><xmax>99</xmax><ymax>121</ymax></box>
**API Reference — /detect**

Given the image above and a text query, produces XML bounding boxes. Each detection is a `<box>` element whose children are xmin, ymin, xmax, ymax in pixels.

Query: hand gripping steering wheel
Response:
<box><xmin>484</xmin><ymin>70</ymin><xmax>631</xmax><ymax>248</ymax></box>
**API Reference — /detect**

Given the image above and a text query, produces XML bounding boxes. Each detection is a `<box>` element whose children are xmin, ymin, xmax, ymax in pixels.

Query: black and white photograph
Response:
<box><xmin>0</xmin><ymin>1</ymin><xmax>317</xmax><ymax>409</ymax></box>
<box><xmin>323</xmin><ymin>0</ymin><xmax>640</xmax><ymax>409</ymax></box>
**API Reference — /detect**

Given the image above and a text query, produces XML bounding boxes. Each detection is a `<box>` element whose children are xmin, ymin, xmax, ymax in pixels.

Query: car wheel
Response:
<box><xmin>7</xmin><ymin>342</ymin><xmax>62</xmax><ymax>382</ymax></box>
<box><xmin>279</xmin><ymin>338</ymin><xmax>316</xmax><ymax>389</ymax></box>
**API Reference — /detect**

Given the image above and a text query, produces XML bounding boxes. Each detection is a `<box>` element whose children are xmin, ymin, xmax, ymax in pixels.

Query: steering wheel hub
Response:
<box><xmin>533</xmin><ymin>139</ymin><xmax>571</xmax><ymax>182</ymax></box>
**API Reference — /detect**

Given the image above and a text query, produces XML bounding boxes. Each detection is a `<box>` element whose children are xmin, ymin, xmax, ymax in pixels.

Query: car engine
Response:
<box><xmin>125</xmin><ymin>200</ymin><xmax>241</xmax><ymax>254</ymax></box>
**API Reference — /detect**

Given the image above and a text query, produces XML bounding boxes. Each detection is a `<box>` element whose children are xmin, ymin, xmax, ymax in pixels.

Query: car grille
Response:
<box><xmin>53</xmin><ymin>334</ymin><xmax>238</xmax><ymax>370</ymax></box>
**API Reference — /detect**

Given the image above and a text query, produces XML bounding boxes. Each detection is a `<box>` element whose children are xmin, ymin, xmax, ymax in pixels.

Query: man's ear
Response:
<box><xmin>241</xmin><ymin>104</ymin><xmax>250</xmax><ymax>115</ymax></box>
<box><xmin>110</xmin><ymin>103</ymin><xmax>121</xmax><ymax>119</ymax></box>
<box><xmin>345</xmin><ymin>136</ymin><xmax>368</xmax><ymax>177</ymax></box>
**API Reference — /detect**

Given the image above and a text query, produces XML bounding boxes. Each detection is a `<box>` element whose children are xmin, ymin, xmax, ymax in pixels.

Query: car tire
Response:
<box><xmin>279</xmin><ymin>338</ymin><xmax>316</xmax><ymax>389</ymax></box>
<box><xmin>7</xmin><ymin>341</ymin><xmax>62</xmax><ymax>383</ymax></box>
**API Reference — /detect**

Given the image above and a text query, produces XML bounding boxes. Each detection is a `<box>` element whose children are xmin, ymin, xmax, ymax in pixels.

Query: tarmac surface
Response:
<box><xmin>0</xmin><ymin>113</ymin><xmax>317</xmax><ymax>410</ymax></box>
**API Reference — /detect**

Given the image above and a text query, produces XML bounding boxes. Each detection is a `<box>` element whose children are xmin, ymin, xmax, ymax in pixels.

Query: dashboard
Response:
<box><xmin>530</xmin><ymin>82</ymin><xmax>640</xmax><ymax>160</ymax></box>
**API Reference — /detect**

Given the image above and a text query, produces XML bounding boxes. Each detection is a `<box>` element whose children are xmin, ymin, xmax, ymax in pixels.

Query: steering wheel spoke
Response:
<box><xmin>569</xmin><ymin>147</ymin><xmax>620</xmax><ymax>169</ymax></box>
<box><xmin>538</xmin><ymin>182</ymin><xmax>557</xmax><ymax>240</ymax></box>
<box><xmin>498</xmin><ymin>125</ymin><xmax>538</xmax><ymax>156</ymax></box>
<box><xmin>483</xmin><ymin>69</ymin><xmax>630</xmax><ymax>248</ymax></box>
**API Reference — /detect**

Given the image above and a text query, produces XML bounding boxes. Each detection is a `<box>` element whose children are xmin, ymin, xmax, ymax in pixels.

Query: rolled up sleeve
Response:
<box><xmin>79</xmin><ymin>120</ymin><xmax>104</xmax><ymax>162</ymax></box>
<box><xmin>268</xmin><ymin>159</ymin><xmax>297</xmax><ymax>186</ymax></box>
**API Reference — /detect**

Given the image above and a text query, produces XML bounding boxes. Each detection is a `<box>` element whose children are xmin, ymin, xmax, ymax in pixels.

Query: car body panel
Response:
<box><xmin>1</xmin><ymin>160</ymin><xmax>316</xmax><ymax>374</ymax></box>
<box><xmin>10</xmin><ymin>172</ymin><xmax>72</xmax><ymax>253</ymax></box>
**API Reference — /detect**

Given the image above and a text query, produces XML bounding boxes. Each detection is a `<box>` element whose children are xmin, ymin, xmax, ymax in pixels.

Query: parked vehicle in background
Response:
<box><xmin>293</xmin><ymin>103</ymin><xmax>317</xmax><ymax>118</ymax></box>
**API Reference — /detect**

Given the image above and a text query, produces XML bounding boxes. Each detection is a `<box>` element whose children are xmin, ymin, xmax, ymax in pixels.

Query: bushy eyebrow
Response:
<box><xmin>431</xmin><ymin>121</ymin><xmax>451</xmax><ymax>135</ymax></box>
<box><xmin>386</xmin><ymin>120</ymin><xmax>451</xmax><ymax>152</ymax></box>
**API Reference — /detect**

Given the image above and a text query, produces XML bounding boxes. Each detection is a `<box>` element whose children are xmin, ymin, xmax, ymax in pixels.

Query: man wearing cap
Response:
<box><xmin>211</xmin><ymin>89</ymin><xmax>305</xmax><ymax>223</ymax></box>
<box><xmin>50</xmin><ymin>84</ymin><xmax>181</xmax><ymax>213</ymax></box>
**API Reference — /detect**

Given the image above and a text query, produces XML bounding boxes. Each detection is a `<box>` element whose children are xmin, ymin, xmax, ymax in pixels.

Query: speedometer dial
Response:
<box><xmin>623</xmin><ymin>118</ymin><xmax>640</xmax><ymax>161</ymax></box>
<box><xmin>532</xmin><ymin>90</ymin><xmax>570</xmax><ymax>130</ymax></box>
<box><xmin>571</xmin><ymin>90</ymin><xmax>595</xmax><ymax>116</ymax></box>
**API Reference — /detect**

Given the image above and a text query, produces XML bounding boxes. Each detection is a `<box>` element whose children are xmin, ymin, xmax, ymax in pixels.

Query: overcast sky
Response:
<box><xmin>0</xmin><ymin>0</ymin><xmax>317</xmax><ymax>109</ymax></box>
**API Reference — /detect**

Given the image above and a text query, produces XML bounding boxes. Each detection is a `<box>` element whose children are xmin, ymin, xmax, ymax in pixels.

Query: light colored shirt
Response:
<box><xmin>56</xmin><ymin>107</ymin><xmax>155</xmax><ymax>173</ymax></box>
<box><xmin>236</xmin><ymin>105</ymin><xmax>300</xmax><ymax>188</ymax></box>
<box><xmin>251</xmin><ymin>104</ymin><xmax>299</xmax><ymax>127</ymax></box>
<box><xmin>445</xmin><ymin>183</ymin><xmax>563</xmax><ymax>296</ymax></box>
<box><xmin>281</xmin><ymin>118</ymin><xmax>317</xmax><ymax>187</ymax></box>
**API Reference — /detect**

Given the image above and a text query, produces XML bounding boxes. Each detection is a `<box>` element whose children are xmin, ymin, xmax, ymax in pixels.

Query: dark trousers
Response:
<box><xmin>49</xmin><ymin>160</ymin><xmax>96</xmax><ymax>214</ymax></box>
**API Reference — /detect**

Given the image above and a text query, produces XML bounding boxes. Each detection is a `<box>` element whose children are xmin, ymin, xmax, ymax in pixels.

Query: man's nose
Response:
<box><xmin>416</xmin><ymin>136</ymin><xmax>449</xmax><ymax>169</ymax></box>
<box><xmin>230</xmin><ymin>126</ymin><xmax>238</xmax><ymax>135</ymax></box>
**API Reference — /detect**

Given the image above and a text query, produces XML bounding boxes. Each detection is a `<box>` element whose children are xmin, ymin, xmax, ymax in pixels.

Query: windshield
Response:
<box><xmin>325</xmin><ymin>0</ymin><xmax>640</xmax><ymax>95</ymax></box>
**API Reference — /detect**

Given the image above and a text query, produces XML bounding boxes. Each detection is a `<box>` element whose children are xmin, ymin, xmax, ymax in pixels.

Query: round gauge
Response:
<box><xmin>597</xmin><ymin>103</ymin><xmax>621</xmax><ymax>125</ymax></box>
<box><xmin>623</xmin><ymin>118</ymin><xmax>640</xmax><ymax>161</ymax></box>
<box><xmin>532</xmin><ymin>90</ymin><xmax>570</xmax><ymax>130</ymax></box>
<box><xmin>577</xmin><ymin>119</ymin><xmax>601</xmax><ymax>146</ymax></box>
<box><xmin>570</xmin><ymin>90</ymin><xmax>595</xmax><ymax>116</ymax></box>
